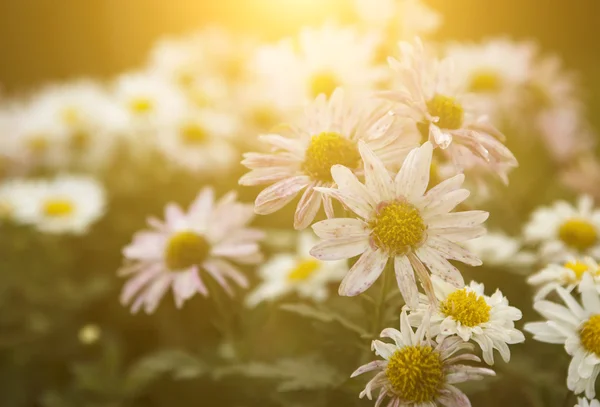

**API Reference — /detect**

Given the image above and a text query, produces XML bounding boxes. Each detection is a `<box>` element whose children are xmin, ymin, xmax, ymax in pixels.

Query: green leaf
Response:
<box><xmin>280</xmin><ymin>303</ymin><xmax>369</xmax><ymax>337</ymax></box>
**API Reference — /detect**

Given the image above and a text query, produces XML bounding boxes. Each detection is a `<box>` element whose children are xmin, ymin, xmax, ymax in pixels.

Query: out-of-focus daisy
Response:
<box><xmin>523</xmin><ymin>195</ymin><xmax>600</xmax><ymax>261</ymax></box>
<box><xmin>577</xmin><ymin>398</ymin><xmax>600</xmax><ymax>407</ymax></box>
<box><xmin>525</xmin><ymin>274</ymin><xmax>600</xmax><ymax>398</ymax></box>
<box><xmin>12</xmin><ymin>175</ymin><xmax>106</xmax><ymax>235</ymax></box>
<box><xmin>527</xmin><ymin>51</ymin><xmax>580</xmax><ymax>112</ymax></box>
<box><xmin>246</xmin><ymin>232</ymin><xmax>346</xmax><ymax>307</ymax></box>
<box><xmin>562</xmin><ymin>155</ymin><xmax>600</xmax><ymax>203</ymax></box>
<box><xmin>381</xmin><ymin>39</ymin><xmax>518</xmax><ymax>182</ymax></box>
<box><xmin>0</xmin><ymin>179</ymin><xmax>32</xmax><ymax>223</ymax></box>
<box><xmin>528</xmin><ymin>257</ymin><xmax>600</xmax><ymax>300</ymax></box>
<box><xmin>119</xmin><ymin>188</ymin><xmax>263</xmax><ymax>314</ymax></box>
<box><xmin>408</xmin><ymin>276</ymin><xmax>525</xmax><ymax>365</ymax></box>
<box><xmin>155</xmin><ymin>106</ymin><xmax>239</xmax><ymax>174</ymax></box>
<box><xmin>310</xmin><ymin>141</ymin><xmax>487</xmax><ymax>308</ymax></box>
<box><xmin>239</xmin><ymin>88</ymin><xmax>418</xmax><ymax>230</ymax></box>
<box><xmin>352</xmin><ymin>310</ymin><xmax>495</xmax><ymax>407</ymax></box>
<box><xmin>463</xmin><ymin>231</ymin><xmax>535</xmax><ymax>268</ymax></box>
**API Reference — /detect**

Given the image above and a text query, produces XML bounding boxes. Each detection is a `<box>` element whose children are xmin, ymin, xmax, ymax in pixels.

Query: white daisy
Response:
<box><xmin>528</xmin><ymin>257</ymin><xmax>600</xmax><ymax>301</ymax></box>
<box><xmin>310</xmin><ymin>141</ymin><xmax>488</xmax><ymax>308</ymax></box>
<box><xmin>155</xmin><ymin>106</ymin><xmax>239</xmax><ymax>174</ymax></box>
<box><xmin>246</xmin><ymin>231</ymin><xmax>347</xmax><ymax>307</ymax></box>
<box><xmin>523</xmin><ymin>195</ymin><xmax>600</xmax><ymax>261</ymax></box>
<box><xmin>239</xmin><ymin>88</ymin><xmax>418</xmax><ymax>230</ymax></box>
<box><xmin>462</xmin><ymin>231</ymin><xmax>535</xmax><ymax>268</ymax></box>
<box><xmin>408</xmin><ymin>276</ymin><xmax>525</xmax><ymax>365</ymax></box>
<box><xmin>119</xmin><ymin>187</ymin><xmax>263</xmax><ymax>314</ymax></box>
<box><xmin>381</xmin><ymin>39</ymin><xmax>518</xmax><ymax>183</ymax></box>
<box><xmin>0</xmin><ymin>179</ymin><xmax>33</xmax><ymax>223</ymax></box>
<box><xmin>577</xmin><ymin>398</ymin><xmax>600</xmax><ymax>407</ymax></box>
<box><xmin>525</xmin><ymin>274</ymin><xmax>600</xmax><ymax>398</ymax></box>
<box><xmin>12</xmin><ymin>175</ymin><xmax>106</xmax><ymax>235</ymax></box>
<box><xmin>352</xmin><ymin>310</ymin><xmax>495</xmax><ymax>407</ymax></box>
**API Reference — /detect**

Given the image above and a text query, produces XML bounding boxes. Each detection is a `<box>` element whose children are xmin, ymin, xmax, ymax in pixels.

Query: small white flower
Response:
<box><xmin>239</xmin><ymin>88</ymin><xmax>418</xmax><ymax>230</ymax></box>
<box><xmin>381</xmin><ymin>39</ymin><xmax>518</xmax><ymax>183</ymax></box>
<box><xmin>408</xmin><ymin>276</ymin><xmax>525</xmax><ymax>365</ymax></box>
<box><xmin>119</xmin><ymin>187</ymin><xmax>263</xmax><ymax>314</ymax></box>
<box><xmin>310</xmin><ymin>141</ymin><xmax>487</xmax><ymax>308</ymax></box>
<box><xmin>525</xmin><ymin>274</ymin><xmax>600</xmax><ymax>398</ymax></box>
<box><xmin>577</xmin><ymin>398</ymin><xmax>600</xmax><ymax>407</ymax></box>
<box><xmin>12</xmin><ymin>175</ymin><xmax>106</xmax><ymax>235</ymax></box>
<box><xmin>0</xmin><ymin>179</ymin><xmax>34</xmax><ymax>223</ymax></box>
<box><xmin>528</xmin><ymin>257</ymin><xmax>600</xmax><ymax>301</ymax></box>
<box><xmin>523</xmin><ymin>195</ymin><xmax>600</xmax><ymax>261</ymax></box>
<box><xmin>352</xmin><ymin>310</ymin><xmax>495</xmax><ymax>407</ymax></box>
<box><xmin>463</xmin><ymin>231</ymin><xmax>535</xmax><ymax>268</ymax></box>
<box><xmin>246</xmin><ymin>232</ymin><xmax>347</xmax><ymax>307</ymax></box>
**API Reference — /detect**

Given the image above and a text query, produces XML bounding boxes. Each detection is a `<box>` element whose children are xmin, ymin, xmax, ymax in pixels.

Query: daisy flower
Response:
<box><xmin>310</xmin><ymin>141</ymin><xmax>488</xmax><ymax>308</ymax></box>
<box><xmin>0</xmin><ymin>179</ymin><xmax>32</xmax><ymax>223</ymax></box>
<box><xmin>577</xmin><ymin>398</ymin><xmax>600</xmax><ymax>407</ymax></box>
<box><xmin>462</xmin><ymin>231</ymin><xmax>535</xmax><ymax>268</ymax></box>
<box><xmin>523</xmin><ymin>195</ymin><xmax>600</xmax><ymax>261</ymax></box>
<box><xmin>12</xmin><ymin>175</ymin><xmax>106</xmax><ymax>235</ymax></box>
<box><xmin>528</xmin><ymin>257</ymin><xmax>600</xmax><ymax>301</ymax></box>
<box><xmin>381</xmin><ymin>39</ymin><xmax>518</xmax><ymax>183</ymax></box>
<box><xmin>119</xmin><ymin>187</ymin><xmax>263</xmax><ymax>314</ymax></box>
<box><xmin>408</xmin><ymin>276</ymin><xmax>525</xmax><ymax>365</ymax></box>
<box><xmin>525</xmin><ymin>274</ymin><xmax>600</xmax><ymax>398</ymax></box>
<box><xmin>245</xmin><ymin>231</ymin><xmax>347</xmax><ymax>307</ymax></box>
<box><xmin>239</xmin><ymin>88</ymin><xmax>418</xmax><ymax>230</ymax></box>
<box><xmin>155</xmin><ymin>106</ymin><xmax>239</xmax><ymax>174</ymax></box>
<box><xmin>352</xmin><ymin>310</ymin><xmax>495</xmax><ymax>407</ymax></box>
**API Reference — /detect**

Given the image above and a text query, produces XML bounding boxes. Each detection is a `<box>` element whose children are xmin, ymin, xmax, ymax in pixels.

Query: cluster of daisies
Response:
<box><xmin>1</xmin><ymin>0</ymin><xmax>599</xmax><ymax>405</ymax></box>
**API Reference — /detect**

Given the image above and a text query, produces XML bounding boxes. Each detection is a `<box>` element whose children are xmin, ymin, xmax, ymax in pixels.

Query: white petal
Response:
<box><xmin>312</xmin><ymin>218</ymin><xmax>370</xmax><ymax>239</ymax></box>
<box><xmin>338</xmin><ymin>248</ymin><xmax>388</xmax><ymax>296</ymax></box>
<box><xmin>254</xmin><ymin>176</ymin><xmax>309</xmax><ymax>215</ymax></box>
<box><xmin>310</xmin><ymin>237</ymin><xmax>370</xmax><ymax>260</ymax></box>
<box><xmin>395</xmin><ymin>141</ymin><xmax>432</xmax><ymax>201</ymax></box>
<box><xmin>358</xmin><ymin>141</ymin><xmax>394</xmax><ymax>202</ymax></box>
<box><xmin>294</xmin><ymin>183</ymin><xmax>322</xmax><ymax>230</ymax></box>
<box><xmin>394</xmin><ymin>255</ymin><xmax>419</xmax><ymax>309</ymax></box>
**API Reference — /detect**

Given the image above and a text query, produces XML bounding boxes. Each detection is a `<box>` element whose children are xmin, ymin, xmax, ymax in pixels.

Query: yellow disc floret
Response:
<box><xmin>426</xmin><ymin>94</ymin><xmax>465</xmax><ymax>130</ymax></box>
<box><xmin>164</xmin><ymin>231</ymin><xmax>211</xmax><ymax>271</ymax></box>
<box><xmin>441</xmin><ymin>288</ymin><xmax>491</xmax><ymax>327</ymax></box>
<box><xmin>27</xmin><ymin>135</ymin><xmax>49</xmax><ymax>155</ymax></box>
<box><xmin>564</xmin><ymin>261</ymin><xmax>592</xmax><ymax>283</ymax></box>
<box><xmin>385</xmin><ymin>345</ymin><xmax>444</xmax><ymax>403</ymax></box>
<box><xmin>180</xmin><ymin>123</ymin><xmax>207</xmax><ymax>145</ymax></box>
<box><xmin>288</xmin><ymin>259</ymin><xmax>321</xmax><ymax>281</ymax></box>
<box><xmin>469</xmin><ymin>71</ymin><xmax>501</xmax><ymax>93</ymax></box>
<box><xmin>129</xmin><ymin>97</ymin><xmax>154</xmax><ymax>115</ymax></box>
<box><xmin>302</xmin><ymin>132</ymin><xmax>360</xmax><ymax>182</ymax></box>
<box><xmin>43</xmin><ymin>199</ymin><xmax>75</xmax><ymax>218</ymax></box>
<box><xmin>558</xmin><ymin>219</ymin><xmax>598</xmax><ymax>251</ymax></box>
<box><xmin>580</xmin><ymin>315</ymin><xmax>600</xmax><ymax>356</ymax></box>
<box><xmin>370</xmin><ymin>200</ymin><xmax>426</xmax><ymax>255</ymax></box>
<box><xmin>310</xmin><ymin>71</ymin><xmax>339</xmax><ymax>98</ymax></box>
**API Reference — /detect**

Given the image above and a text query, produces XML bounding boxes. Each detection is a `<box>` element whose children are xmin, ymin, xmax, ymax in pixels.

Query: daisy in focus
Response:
<box><xmin>12</xmin><ymin>175</ymin><xmax>106</xmax><ymax>235</ymax></box>
<box><xmin>245</xmin><ymin>231</ymin><xmax>346</xmax><ymax>307</ymax></box>
<box><xmin>525</xmin><ymin>274</ymin><xmax>600</xmax><ymax>398</ymax></box>
<box><xmin>239</xmin><ymin>88</ymin><xmax>418</xmax><ymax>230</ymax></box>
<box><xmin>523</xmin><ymin>195</ymin><xmax>600</xmax><ymax>261</ymax></box>
<box><xmin>577</xmin><ymin>398</ymin><xmax>600</xmax><ymax>407</ymax></box>
<box><xmin>381</xmin><ymin>39</ymin><xmax>518</xmax><ymax>182</ymax></box>
<box><xmin>310</xmin><ymin>141</ymin><xmax>488</xmax><ymax>308</ymax></box>
<box><xmin>408</xmin><ymin>276</ymin><xmax>525</xmax><ymax>365</ymax></box>
<box><xmin>119</xmin><ymin>187</ymin><xmax>263</xmax><ymax>314</ymax></box>
<box><xmin>352</xmin><ymin>310</ymin><xmax>495</xmax><ymax>407</ymax></box>
<box><xmin>462</xmin><ymin>231</ymin><xmax>535</xmax><ymax>268</ymax></box>
<box><xmin>528</xmin><ymin>257</ymin><xmax>600</xmax><ymax>301</ymax></box>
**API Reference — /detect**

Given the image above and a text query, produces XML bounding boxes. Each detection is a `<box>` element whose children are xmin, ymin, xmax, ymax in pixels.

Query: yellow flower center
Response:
<box><xmin>385</xmin><ymin>346</ymin><xmax>444</xmax><ymax>403</ymax></box>
<box><xmin>417</xmin><ymin>94</ymin><xmax>464</xmax><ymax>139</ymax></box>
<box><xmin>310</xmin><ymin>71</ymin><xmax>339</xmax><ymax>98</ymax></box>
<box><xmin>302</xmin><ymin>132</ymin><xmax>360</xmax><ymax>182</ymax></box>
<box><xmin>27</xmin><ymin>135</ymin><xmax>49</xmax><ymax>154</ymax></box>
<box><xmin>564</xmin><ymin>261</ymin><xmax>591</xmax><ymax>283</ymax></box>
<box><xmin>164</xmin><ymin>231</ymin><xmax>211</xmax><ymax>271</ymax></box>
<box><xmin>180</xmin><ymin>123</ymin><xmax>207</xmax><ymax>145</ymax></box>
<box><xmin>177</xmin><ymin>70</ymin><xmax>195</xmax><ymax>88</ymax></box>
<box><xmin>558</xmin><ymin>219</ymin><xmax>598</xmax><ymax>251</ymax></box>
<box><xmin>288</xmin><ymin>259</ymin><xmax>321</xmax><ymax>281</ymax></box>
<box><xmin>61</xmin><ymin>106</ymin><xmax>81</xmax><ymax>126</ymax></box>
<box><xmin>441</xmin><ymin>288</ymin><xmax>491</xmax><ymax>327</ymax></box>
<box><xmin>69</xmin><ymin>130</ymin><xmax>90</xmax><ymax>151</ymax></box>
<box><xmin>469</xmin><ymin>70</ymin><xmax>501</xmax><ymax>93</ymax></box>
<box><xmin>370</xmin><ymin>200</ymin><xmax>426</xmax><ymax>255</ymax></box>
<box><xmin>251</xmin><ymin>106</ymin><xmax>278</xmax><ymax>130</ymax></box>
<box><xmin>43</xmin><ymin>199</ymin><xmax>75</xmax><ymax>217</ymax></box>
<box><xmin>129</xmin><ymin>97</ymin><xmax>154</xmax><ymax>115</ymax></box>
<box><xmin>580</xmin><ymin>315</ymin><xmax>600</xmax><ymax>356</ymax></box>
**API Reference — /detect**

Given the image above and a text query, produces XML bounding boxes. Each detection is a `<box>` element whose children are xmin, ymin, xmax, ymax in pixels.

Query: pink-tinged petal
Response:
<box><xmin>123</xmin><ymin>232</ymin><xmax>167</xmax><ymax>260</ymax></box>
<box><xmin>203</xmin><ymin>260</ymin><xmax>234</xmax><ymax>296</ymax></box>
<box><xmin>208</xmin><ymin>259</ymin><xmax>249</xmax><ymax>288</ymax></box>
<box><xmin>142</xmin><ymin>274</ymin><xmax>173</xmax><ymax>314</ymax></box>
<box><xmin>294</xmin><ymin>183</ymin><xmax>322</xmax><ymax>230</ymax></box>
<box><xmin>238</xmin><ymin>168</ymin><xmax>295</xmax><ymax>186</ymax></box>
<box><xmin>312</xmin><ymin>218</ymin><xmax>370</xmax><ymax>239</ymax></box>
<box><xmin>164</xmin><ymin>203</ymin><xmax>186</xmax><ymax>229</ymax></box>
<box><xmin>310</xmin><ymin>236</ymin><xmax>370</xmax><ymax>261</ymax></box>
<box><xmin>120</xmin><ymin>264</ymin><xmax>163</xmax><ymax>305</ymax></box>
<box><xmin>423</xmin><ymin>189</ymin><xmax>470</xmax><ymax>217</ymax></box>
<box><xmin>380</xmin><ymin>327</ymin><xmax>405</xmax><ymax>347</ymax></box>
<box><xmin>147</xmin><ymin>216</ymin><xmax>166</xmax><ymax>231</ymax></box>
<box><xmin>350</xmin><ymin>360</ymin><xmax>387</xmax><ymax>378</ymax></box>
<box><xmin>315</xmin><ymin>187</ymin><xmax>373</xmax><ymax>219</ymax></box>
<box><xmin>430</xmin><ymin>124</ymin><xmax>453</xmax><ymax>149</ymax></box>
<box><xmin>394</xmin><ymin>255</ymin><xmax>419</xmax><ymax>309</ymax></box>
<box><xmin>395</xmin><ymin>142</ymin><xmax>433</xmax><ymax>201</ymax></box>
<box><xmin>338</xmin><ymin>248</ymin><xmax>388</xmax><ymax>296</ymax></box>
<box><xmin>427</xmin><ymin>211</ymin><xmax>489</xmax><ymax>230</ymax></box>
<box><xmin>433</xmin><ymin>226</ymin><xmax>487</xmax><ymax>242</ymax></box>
<box><xmin>330</xmin><ymin>164</ymin><xmax>376</xmax><ymax>207</ymax></box>
<box><xmin>188</xmin><ymin>187</ymin><xmax>214</xmax><ymax>228</ymax></box>
<box><xmin>212</xmin><ymin>242</ymin><xmax>260</xmax><ymax>258</ymax></box>
<box><xmin>419</xmin><ymin>174</ymin><xmax>465</xmax><ymax>207</ymax></box>
<box><xmin>425</xmin><ymin>237</ymin><xmax>483</xmax><ymax>266</ymax></box>
<box><xmin>416</xmin><ymin>246</ymin><xmax>464</xmax><ymax>287</ymax></box>
<box><xmin>438</xmin><ymin>385</ymin><xmax>472</xmax><ymax>407</ymax></box>
<box><xmin>358</xmin><ymin>141</ymin><xmax>394</xmax><ymax>202</ymax></box>
<box><xmin>323</xmin><ymin>194</ymin><xmax>335</xmax><ymax>218</ymax></box>
<box><xmin>254</xmin><ymin>176</ymin><xmax>310</xmax><ymax>215</ymax></box>
<box><xmin>241</xmin><ymin>152</ymin><xmax>298</xmax><ymax>169</ymax></box>
<box><xmin>172</xmin><ymin>268</ymin><xmax>206</xmax><ymax>308</ymax></box>
<box><xmin>259</xmin><ymin>134</ymin><xmax>305</xmax><ymax>156</ymax></box>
